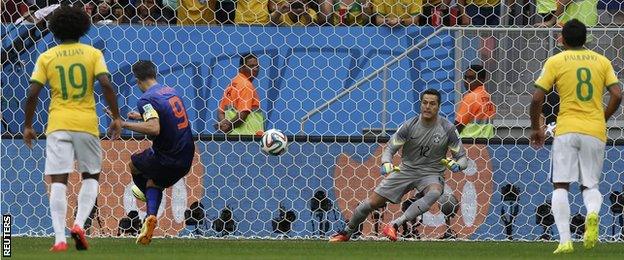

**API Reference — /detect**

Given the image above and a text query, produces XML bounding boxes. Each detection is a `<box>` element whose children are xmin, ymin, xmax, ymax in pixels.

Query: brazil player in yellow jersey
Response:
<box><xmin>22</xmin><ymin>5</ymin><xmax>122</xmax><ymax>252</ymax></box>
<box><xmin>530</xmin><ymin>19</ymin><xmax>622</xmax><ymax>254</ymax></box>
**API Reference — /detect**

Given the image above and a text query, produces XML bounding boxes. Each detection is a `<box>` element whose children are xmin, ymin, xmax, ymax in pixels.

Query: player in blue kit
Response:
<box><xmin>110</xmin><ymin>60</ymin><xmax>195</xmax><ymax>245</ymax></box>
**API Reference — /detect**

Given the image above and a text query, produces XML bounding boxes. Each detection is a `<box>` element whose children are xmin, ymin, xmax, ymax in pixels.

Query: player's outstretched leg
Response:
<box><xmin>386</xmin><ymin>187</ymin><xmax>442</xmax><ymax>242</ymax></box>
<box><xmin>137</xmin><ymin>182</ymin><xmax>163</xmax><ymax>245</ymax></box>
<box><xmin>71</xmin><ymin>173</ymin><xmax>99</xmax><ymax>250</ymax></box>
<box><xmin>330</xmin><ymin>193</ymin><xmax>390</xmax><ymax>242</ymax></box>
<box><xmin>329</xmin><ymin>199</ymin><xmax>377</xmax><ymax>242</ymax></box>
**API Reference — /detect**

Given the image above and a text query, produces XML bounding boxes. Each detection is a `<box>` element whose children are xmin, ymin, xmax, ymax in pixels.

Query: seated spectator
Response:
<box><xmin>215</xmin><ymin>0</ymin><xmax>236</xmax><ymax>24</ymax></box>
<box><xmin>235</xmin><ymin>0</ymin><xmax>281</xmax><ymax>25</ymax></box>
<box><xmin>14</xmin><ymin>7</ymin><xmax>37</xmax><ymax>25</ymax></box>
<box><xmin>271</xmin><ymin>1</ymin><xmax>317</xmax><ymax>26</ymax></box>
<box><xmin>537</xmin><ymin>0</ymin><xmax>598</xmax><ymax>27</ymax></box>
<box><xmin>15</xmin><ymin>3</ymin><xmax>60</xmax><ymax>25</ymax></box>
<box><xmin>131</xmin><ymin>0</ymin><xmax>165</xmax><ymax>25</ymax></box>
<box><xmin>318</xmin><ymin>0</ymin><xmax>372</xmax><ymax>26</ymax></box>
<box><xmin>598</xmin><ymin>0</ymin><xmax>624</xmax><ymax>25</ymax></box>
<box><xmin>177</xmin><ymin>0</ymin><xmax>216</xmax><ymax>25</ymax></box>
<box><xmin>111</xmin><ymin>4</ymin><xmax>130</xmax><ymax>24</ymax></box>
<box><xmin>372</xmin><ymin>0</ymin><xmax>421</xmax><ymax>26</ymax></box>
<box><xmin>2</xmin><ymin>0</ymin><xmax>30</xmax><ymax>23</ymax></box>
<box><xmin>420</xmin><ymin>0</ymin><xmax>453</xmax><ymax>26</ymax></box>
<box><xmin>93</xmin><ymin>1</ymin><xmax>114</xmax><ymax>24</ymax></box>
<box><xmin>455</xmin><ymin>64</ymin><xmax>496</xmax><ymax>138</ymax></box>
<box><xmin>132</xmin><ymin>2</ymin><xmax>155</xmax><ymax>25</ymax></box>
<box><xmin>458</xmin><ymin>0</ymin><xmax>501</xmax><ymax>26</ymax></box>
<box><xmin>534</xmin><ymin>0</ymin><xmax>556</xmax><ymax>24</ymax></box>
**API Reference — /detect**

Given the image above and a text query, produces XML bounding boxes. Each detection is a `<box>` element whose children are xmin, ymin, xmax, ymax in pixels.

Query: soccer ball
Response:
<box><xmin>261</xmin><ymin>129</ymin><xmax>288</xmax><ymax>156</ymax></box>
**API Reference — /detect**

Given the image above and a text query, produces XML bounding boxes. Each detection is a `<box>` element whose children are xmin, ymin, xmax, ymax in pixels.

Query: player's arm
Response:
<box><xmin>23</xmin><ymin>55</ymin><xmax>46</xmax><ymax>148</ymax></box>
<box><xmin>531</xmin><ymin>59</ymin><xmax>555</xmax><ymax>148</ymax></box>
<box><xmin>97</xmin><ymin>74</ymin><xmax>121</xmax><ymax>139</ymax></box>
<box><xmin>604</xmin><ymin>84</ymin><xmax>622</xmax><ymax>121</ymax></box>
<box><xmin>122</xmin><ymin>118</ymin><xmax>160</xmax><ymax>136</ymax></box>
<box><xmin>94</xmin><ymin>51</ymin><xmax>121</xmax><ymax>139</ymax></box>
<box><xmin>380</xmin><ymin>120</ymin><xmax>410</xmax><ymax>175</ymax></box>
<box><xmin>120</xmin><ymin>101</ymin><xmax>160</xmax><ymax>136</ymax></box>
<box><xmin>23</xmin><ymin>81</ymin><xmax>44</xmax><ymax>148</ymax></box>
<box><xmin>98</xmin><ymin>74</ymin><xmax>121</xmax><ymax>120</ymax></box>
<box><xmin>604</xmin><ymin>61</ymin><xmax>622</xmax><ymax>121</ymax></box>
<box><xmin>530</xmin><ymin>88</ymin><xmax>546</xmax><ymax>147</ymax></box>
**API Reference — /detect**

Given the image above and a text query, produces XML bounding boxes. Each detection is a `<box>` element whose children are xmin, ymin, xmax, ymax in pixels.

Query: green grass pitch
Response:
<box><xmin>9</xmin><ymin>237</ymin><xmax>624</xmax><ymax>259</ymax></box>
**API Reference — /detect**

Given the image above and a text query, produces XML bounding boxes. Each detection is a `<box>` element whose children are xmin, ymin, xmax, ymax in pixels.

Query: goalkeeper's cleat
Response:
<box><xmin>70</xmin><ymin>224</ymin><xmax>89</xmax><ymax>250</ymax></box>
<box><xmin>329</xmin><ymin>231</ymin><xmax>350</xmax><ymax>242</ymax></box>
<box><xmin>136</xmin><ymin>215</ymin><xmax>157</xmax><ymax>245</ymax></box>
<box><xmin>584</xmin><ymin>212</ymin><xmax>599</xmax><ymax>249</ymax></box>
<box><xmin>132</xmin><ymin>184</ymin><xmax>146</xmax><ymax>202</ymax></box>
<box><xmin>382</xmin><ymin>224</ymin><xmax>398</xmax><ymax>242</ymax></box>
<box><xmin>49</xmin><ymin>242</ymin><xmax>68</xmax><ymax>252</ymax></box>
<box><xmin>553</xmin><ymin>241</ymin><xmax>574</xmax><ymax>254</ymax></box>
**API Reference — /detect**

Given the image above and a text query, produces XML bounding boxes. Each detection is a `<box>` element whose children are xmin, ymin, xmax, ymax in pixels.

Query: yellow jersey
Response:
<box><xmin>282</xmin><ymin>9</ymin><xmax>317</xmax><ymax>26</ymax></box>
<box><xmin>177</xmin><ymin>0</ymin><xmax>216</xmax><ymax>25</ymax></box>
<box><xmin>463</xmin><ymin>0</ymin><xmax>500</xmax><ymax>7</ymax></box>
<box><xmin>235</xmin><ymin>0</ymin><xmax>271</xmax><ymax>25</ymax></box>
<box><xmin>535</xmin><ymin>49</ymin><xmax>620</xmax><ymax>142</ymax></box>
<box><xmin>373</xmin><ymin>0</ymin><xmax>423</xmax><ymax>19</ymax></box>
<box><xmin>30</xmin><ymin>42</ymin><xmax>109</xmax><ymax>137</ymax></box>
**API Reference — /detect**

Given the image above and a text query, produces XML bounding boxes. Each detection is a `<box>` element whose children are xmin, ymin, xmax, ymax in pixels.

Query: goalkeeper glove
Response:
<box><xmin>441</xmin><ymin>158</ymin><xmax>461</xmax><ymax>173</ymax></box>
<box><xmin>380</xmin><ymin>162</ymin><xmax>399</xmax><ymax>176</ymax></box>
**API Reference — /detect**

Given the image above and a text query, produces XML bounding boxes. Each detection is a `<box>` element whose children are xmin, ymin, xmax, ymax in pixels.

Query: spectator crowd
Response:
<box><xmin>2</xmin><ymin>0</ymin><xmax>623</xmax><ymax>27</ymax></box>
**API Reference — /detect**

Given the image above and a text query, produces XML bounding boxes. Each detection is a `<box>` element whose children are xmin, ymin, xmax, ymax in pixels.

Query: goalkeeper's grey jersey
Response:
<box><xmin>381</xmin><ymin>115</ymin><xmax>466</xmax><ymax>175</ymax></box>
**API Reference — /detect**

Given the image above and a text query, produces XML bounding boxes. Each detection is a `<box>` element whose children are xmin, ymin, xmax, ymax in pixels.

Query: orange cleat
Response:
<box><xmin>70</xmin><ymin>225</ymin><xmax>89</xmax><ymax>250</ymax></box>
<box><xmin>49</xmin><ymin>242</ymin><xmax>68</xmax><ymax>252</ymax></box>
<box><xmin>136</xmin><ymin>215</ymin><xmax>157</xmax><ymax>245</ymax></box>
<box><xmin>329</xmin><ymin>231</ymin><xmax>350</xmax><ymax>242</ymax></box>
<box><xmin>382</xmin><ymin>224</ymin><xmax>398</xmax><ymax>241</ymax></box>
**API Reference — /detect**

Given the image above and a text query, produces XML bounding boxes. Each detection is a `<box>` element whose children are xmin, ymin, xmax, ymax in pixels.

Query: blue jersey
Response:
<box><xmin>137</xmin><ymin>84</ymin><xmax>194</xmax><ymax>168</ymax></box>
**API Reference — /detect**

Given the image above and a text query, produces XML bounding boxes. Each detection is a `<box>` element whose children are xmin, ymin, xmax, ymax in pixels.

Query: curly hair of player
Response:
<box><xmin>47</xmin><ymin>5</ymin><xmax>91</xmax><ymax>42</ymax></box>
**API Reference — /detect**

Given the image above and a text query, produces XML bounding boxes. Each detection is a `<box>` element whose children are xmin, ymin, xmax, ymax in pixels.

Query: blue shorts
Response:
<box><xmin>131</xmin><ymin>148</ymin><xmax>191</xmax><ymax>188</ymax></box>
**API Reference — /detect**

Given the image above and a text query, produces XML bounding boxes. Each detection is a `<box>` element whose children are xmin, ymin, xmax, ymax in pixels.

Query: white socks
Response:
<box><xmin>74</xmin><ymin>178</ymin><xmax>99</xmax><ymax>228</ymax></box>
<box><xmin>50</xmin><ymin>183</ymin><xmax>67</xmax><ymax>244</ymax></box>
<box><xmin>552</xmin><ymin>188</ymin><xmax>571</xmax><ymax>244</ymax></box>
<box><xmin>582</xmin><ymin>187</ymin><xmax>602</xmax><ymax>215</ymax></box>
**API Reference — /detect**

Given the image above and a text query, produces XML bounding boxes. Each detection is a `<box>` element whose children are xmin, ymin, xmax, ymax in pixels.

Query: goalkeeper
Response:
<box><xmin>330</xmin><ymin>89</ymin><xmax>468</xmax><ymax>242</ymax></box>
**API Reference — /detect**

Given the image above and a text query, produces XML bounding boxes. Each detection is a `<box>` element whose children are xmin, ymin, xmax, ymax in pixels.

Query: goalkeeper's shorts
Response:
<box><xmin>131</xmin><ymin>148</ymin><xmax>191</xmax><ymax>188</ymax></box>
<box><xmin>374</xmin><ymin>172</ymin><xmax>444</xmax><ymax>204</ymax></box>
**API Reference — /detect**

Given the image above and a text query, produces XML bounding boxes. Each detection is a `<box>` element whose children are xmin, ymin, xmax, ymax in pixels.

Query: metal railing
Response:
<box><xmin>299</xmin><ymin>28</ymin><xmax>446</xmax><ymax>134</ymax></box>
<box><xmin>300</xmin><ymin>26</ymin><xmax>624</xmax><ymax>135</ymax></box>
